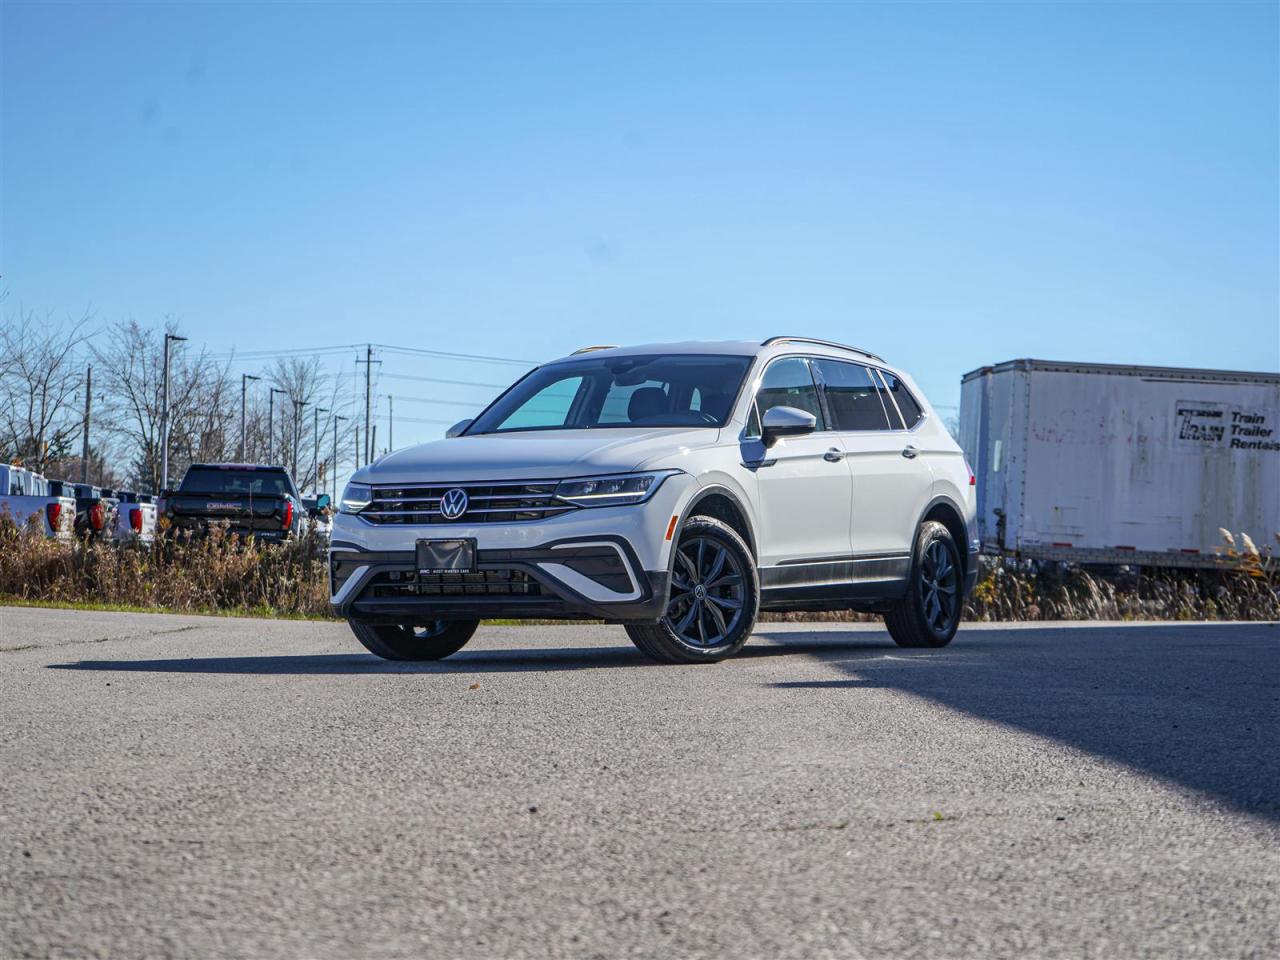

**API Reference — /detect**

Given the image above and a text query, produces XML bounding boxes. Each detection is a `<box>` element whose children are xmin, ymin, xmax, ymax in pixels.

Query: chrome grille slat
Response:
<box><xmin>362</xmin><ymin>480</ymin><xmax>577</xmax><ymax>524</ymax></box>
<box><xmin>370</xmin><ymin>493</ymin><xmax>556</xmax><ymax>503</ymax></box>
<box><xmin>363</xmin><ymin>506</ymin><xmax>576</xmax><ymax>517</ymax></box>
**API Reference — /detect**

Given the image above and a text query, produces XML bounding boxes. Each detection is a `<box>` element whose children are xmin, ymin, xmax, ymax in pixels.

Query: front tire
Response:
<box><xmin>350</xmin><ymin>620</ymin><xmax>479</xmax><ymax>661</ymax></box>
<box><xmin>884</xmin><ymin>521</ymin><xmax>962</xmax><ymax>648</ymax></box>
<box><xmin>625</xmin><ymin>517</ymin><xmax>759</xmax><ymax>664</ymax></box>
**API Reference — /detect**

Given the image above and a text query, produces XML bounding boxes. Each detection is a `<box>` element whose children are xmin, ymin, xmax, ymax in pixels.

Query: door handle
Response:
<box><xmin>823</xmin><ymin>447</ymin><xmax>845</xmax><ymax>463</ymax></box>
<box><xmin>902</xmin><ymin>445</ymin><xmax>919</xmax><ymax>459</ymax></box>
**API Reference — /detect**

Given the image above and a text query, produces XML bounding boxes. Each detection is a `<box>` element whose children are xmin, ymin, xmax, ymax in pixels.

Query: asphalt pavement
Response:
<box><xmin>1</xmin><ymin>606</ymin><xmax>1277</xmax><ymax>959</ymax></box>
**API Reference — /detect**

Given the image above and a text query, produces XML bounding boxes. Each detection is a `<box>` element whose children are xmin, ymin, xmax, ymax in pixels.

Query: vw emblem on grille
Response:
<box><xmin>439</xmin><ymin>487</ymin><xmax>469</xmax><ymax>520</ymax></box>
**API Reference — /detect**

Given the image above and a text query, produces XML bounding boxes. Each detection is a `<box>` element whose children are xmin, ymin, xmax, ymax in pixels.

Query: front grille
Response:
<box><xmin>360</xmin><ymin>481</ymin><xmax>577</xmax><ymax>524</ymax></box>
<box><xmin>367</xmin><ymin>568</ymin><xmax>542</xmax><ymax>598</ymax></box>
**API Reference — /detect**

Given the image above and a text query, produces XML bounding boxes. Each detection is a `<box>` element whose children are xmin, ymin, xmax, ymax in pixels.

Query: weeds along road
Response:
<box><xmin>1</xmin><ymin>607</ymin><xmax>1276</xmax><ymax>960</ymax></box>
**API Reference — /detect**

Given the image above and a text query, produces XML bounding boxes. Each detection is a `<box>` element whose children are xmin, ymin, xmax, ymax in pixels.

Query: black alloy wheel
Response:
<box><xmin>919</xmin><ymin>538</ymin><xmax>960</xmax><ymax>634</ymax></box>
<box><xmin>666</xmin><ymin>533</ymin><xmax>748</xmax><ymax>648</ymax></box>
<box><xmin>884</xmin><ymin>520</ymin><xmax>962</xmax><ymax>648</ymax></box>
<box><xmin>625</xmin><ymin>517</ymin><xmax>759</xmax><ymax>664</ymax></box>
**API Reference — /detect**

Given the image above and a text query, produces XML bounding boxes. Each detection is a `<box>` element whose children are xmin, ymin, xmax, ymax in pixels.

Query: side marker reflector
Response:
<box><xmin>664</xmin><ymin>516</ymin><xmax>678</xmax><ymax>541</ymax></box>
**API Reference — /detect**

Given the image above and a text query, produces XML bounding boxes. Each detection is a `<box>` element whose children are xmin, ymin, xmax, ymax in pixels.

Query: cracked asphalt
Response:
<box><xmin>1</xmin><ymin>606</ymin><xmax>1277</xmax><ymax>959</ymax></box>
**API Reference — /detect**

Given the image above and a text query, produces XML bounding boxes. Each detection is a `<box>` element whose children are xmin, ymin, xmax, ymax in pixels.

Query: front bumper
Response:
<box><xmin>329</xmin><ymin>474</ymin><xmax>692</xmax><ymax>624</ymax></box>
<box><xmin>329</xmin><ymin>537</ymin><xmax>669</xmax><ymax>623</ymax></box>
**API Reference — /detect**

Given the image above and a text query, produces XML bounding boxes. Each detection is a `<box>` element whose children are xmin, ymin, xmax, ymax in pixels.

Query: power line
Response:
<box><xmin>374</xmin><ymin>343</ymin><xmax>536</xmax><ymax>366</ymax></box>
<box><xmin>380</xmin><ymin>372</ymin><xmax>510</xmax><ymax>389</ymax></box>
<box><xmin>374</xmin><ymin>412</ymin><xmax>456</xmax><ymax>426</ymax></box>
<box><xmin>208</xmin><ymin>344</ymin><xmax>363</xmax><ymax>361</ymax></box>
<box><xmin>387</xmin><ymin>394</ymin><xmax>491</xmax><ymax>408</ymax></box>
<box><xmin>207</xmin><ymin>341</ymin><xmax>535</xmax><ymax>367</ymax></box>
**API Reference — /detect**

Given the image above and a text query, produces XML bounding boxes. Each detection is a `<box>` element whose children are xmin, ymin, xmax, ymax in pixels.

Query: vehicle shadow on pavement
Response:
<box><xmin>47</xmin><ymin>636</ymin><xmax>890</xmax><ymax>676</ymax></box>
<box><xmin>762</xmin><ymin>623</ymin><xmax>1280</xmax><ymax>820</ymax></box>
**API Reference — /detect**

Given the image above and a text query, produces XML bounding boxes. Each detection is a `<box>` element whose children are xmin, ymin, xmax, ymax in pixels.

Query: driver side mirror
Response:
<box><xmin>761</xmin><ymin>405</ymin><xmax>817</xmax><ymax>448</ymax></box>
<box><xmin>446</xmin><ymin>419</ymin><xmax>473</xmax><ymax>438</ymax></box>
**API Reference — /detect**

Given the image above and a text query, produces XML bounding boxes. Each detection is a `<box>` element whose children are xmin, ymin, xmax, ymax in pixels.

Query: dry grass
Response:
<box><xmin>0</xmin><ymin>516</ymin><xmax>330</xmax><ymax>618</ymax></box>
<box><xmin>965</xmin><ymin>553</ymin><xmax>1279</xmax><ymax>622</ymax></box>
<box><xmin>1</xmin><ymin>517</ymin><xmax>1276</xmax><ymax>622</ymax></box>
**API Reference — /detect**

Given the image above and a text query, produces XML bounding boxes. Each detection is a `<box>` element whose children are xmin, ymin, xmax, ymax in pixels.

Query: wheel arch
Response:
<box><xmin>916</xmin><ymin>495</ymin><xmax>969</xmax><ymax>577</ymax></box>
<box><xmin>677</xmin><ymin>484</ymin><xmax>758</xmax><ymax>560</ymax></box>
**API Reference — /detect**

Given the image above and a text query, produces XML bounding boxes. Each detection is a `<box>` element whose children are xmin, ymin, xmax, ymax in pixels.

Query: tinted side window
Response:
<box><xmin>813</xmin><ymin>359</ymin><xmax>891</xmax><ymax>431</ymax></box>
<box><xmin>755</xmin><ymin>357</ymin><xmax>826</xmax><ymax>430</ymax></box>
<box><xmin>878</xmin><ymin>371</ymin><xmax>924</xmax><ymax>428</ymax></box>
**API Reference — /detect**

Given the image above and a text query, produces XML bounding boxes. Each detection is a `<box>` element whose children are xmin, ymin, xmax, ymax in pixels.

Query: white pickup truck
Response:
<box><xmin>0</xmin><ymin>465</ymin><xmax>76</xmax><ymax>539</ymax></box>
<box><xmin>113</xmin><ymin>491</ymin><xmax>158</xmax><ymax>544</ymax></box>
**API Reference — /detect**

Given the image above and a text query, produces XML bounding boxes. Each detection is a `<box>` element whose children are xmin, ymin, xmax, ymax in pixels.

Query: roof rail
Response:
<box><xmin>571</xmin><ymin>345</ymin><xmax>619</xmax><ymax>355</ymax></box>
<box><xmin>761</xmin><ymin>336</ymin><xmax>883</xmax><ymax>363</ymax></box>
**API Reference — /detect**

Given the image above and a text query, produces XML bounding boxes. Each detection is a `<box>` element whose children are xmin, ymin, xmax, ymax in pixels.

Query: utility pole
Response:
<box><xmin>356</xmin><ymin>345</ymin><xmax>381</xmax><ymax>465</ymax></box>
<box><xmin>291</xmin><ymin>398</ymin><xmax>310</xmax><ymax>478</ymax></box>
<box><xmin>268</xmin><ymin>387</ymin><xmax>287</xmax><ymax>464</ymax></box>
<box><xmin>240</xmin><ymin>374</ymin><xmax>260</xmax><ymax>461</ymax></box>
<box><xmin>161</xmin><ymin>333</ymin><xmax>187</xmax><ymax>491</ymax></box>
<box><xmin>354</xmin><ymin>424</ymin><xmax>360</xmax><ymax>470</ymax></box>
<box><xmin>313</xmin><ymin>406</ymin><xmax>329</xmax><ymax>495</ymax></box>
<box><xmin>333</xmin><ymin>414</ymin><xmax>347</xmax><ymax>500</ymax></box>
<box><xmin>80</xmin><ymin>365</ymin><xmax>92</xmax><ymax>483</ymax></box>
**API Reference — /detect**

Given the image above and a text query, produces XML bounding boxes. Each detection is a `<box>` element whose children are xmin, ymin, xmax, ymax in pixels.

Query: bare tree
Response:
<box><xmin>0</xmin><ymin>308</ymin><xmax>93</xmax><ymax>472</ymax></box>
<box><xmin>265</xmin><ymin>356</ymin><xmax>346</xmax><ymax>493</ymax></box>
<box><xmin>92</xmin><ymin>318</ymin><xmax>236</xmax><ymax>492</ymax></box>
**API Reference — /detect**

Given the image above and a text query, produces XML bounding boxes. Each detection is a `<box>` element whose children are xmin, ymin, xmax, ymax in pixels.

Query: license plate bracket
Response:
<box><xmin>416</xmin><ymin>538</ymin><xmax>477</xmax><ymax>575</ymax></box>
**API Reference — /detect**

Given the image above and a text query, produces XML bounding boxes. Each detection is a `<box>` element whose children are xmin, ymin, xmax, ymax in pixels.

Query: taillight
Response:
<box><xmin>282</xmin><ymin>500</ymin><xmax>293</xmax><ymax>530</ymax></box>
<box><xmin>90</xmin><ymin>502</ymin><xmax>105</xmax><ymax>530</ymax></box>
<box><xmin>963</xmin><ymin>456</ymin><xmax>976</xmax><ymax>487</ymax></box>
<box><xmin>131</xmin><ymin>507</ymin><xmax>143</xmax><ymax>532</ymax></box>
<box><xmin>46</xmin><ymin>502</ymin><xmax>61</xmax><ymax>530</ymax></box>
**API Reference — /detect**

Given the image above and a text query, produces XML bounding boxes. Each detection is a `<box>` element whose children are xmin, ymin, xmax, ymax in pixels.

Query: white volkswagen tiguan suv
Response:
<box><xmin>331</xmin><ymin>338</ymin><xmax>978</xmax><ymax>664</ymax></box>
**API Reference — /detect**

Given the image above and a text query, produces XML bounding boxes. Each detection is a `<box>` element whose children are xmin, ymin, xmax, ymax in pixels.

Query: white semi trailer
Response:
<box><xmin>958</xmin><ymin>359</ymin><xmax>1280</xmax><ymax>569</ymax></box>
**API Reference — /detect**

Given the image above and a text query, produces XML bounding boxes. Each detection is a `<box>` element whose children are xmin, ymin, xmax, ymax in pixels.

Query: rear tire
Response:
<box><xmin>350</xmin><ymin>620</ymin><xmax>479</xmax><ymax>661</ymax></box>
<box><xmin>884</xmin><ymin>520</ymin><xmax>962</xmax><ymax>648</ymax></box>
<box><xmin>625</xmin><ymin>517</ymin><xmax>759</xmax><ymax>664</ymax></box>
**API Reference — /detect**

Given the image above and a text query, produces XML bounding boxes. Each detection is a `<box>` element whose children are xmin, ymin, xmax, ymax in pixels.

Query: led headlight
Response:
<box><xmin>553</xmin><ymin>470</ymin><xmax>679</xmax><ymax>507</ymax></box>
<box><xmin>339</xmin><ymin>482</ymin><xmax>374</xmax><ymax>514</ymax></box>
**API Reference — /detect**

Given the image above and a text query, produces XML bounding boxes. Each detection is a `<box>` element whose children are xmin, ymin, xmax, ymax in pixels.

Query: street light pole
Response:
<box><xmin>161</xmin><ymin>333</ymin><xmax>188</xmax><ymax>491</ymax></box>
<box><xmin>313</xmin><ymin>406</ymin><xmax>329</xmax><ymax>495</ymax></box>
<box><xmin>80</xmin><ymin>365</ymin><xmax>92</xmax><ymax>483</ymax></box>
<box><xmin>333</xmin><ymin>414</ymin><xmax>347</xmax><ymax>500</ymax></box>
<box><xmin>291</xmin><ymin>398</ymin><xmax>310</xmax><ymax>478</ymax></box>
<box><xmin>268</xmin><ymin>388</ymin><xmax>287</xmax><ymax>464</ymax></box>
<box><xmin>240</xmin><ymin>374</ymin><xmax>260</xmax><ymax>461</ymax></box>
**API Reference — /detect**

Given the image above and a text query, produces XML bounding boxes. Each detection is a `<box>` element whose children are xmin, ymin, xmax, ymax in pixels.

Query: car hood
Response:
<box><xmin>355</xmin><ymin>428</ymin><xmax>719</xmax><ymax>484</ymax></box>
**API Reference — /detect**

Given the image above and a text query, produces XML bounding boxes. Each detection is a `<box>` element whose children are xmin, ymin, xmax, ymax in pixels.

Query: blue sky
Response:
<box><xmin>3</xmin><ymin>0</ymin><xmax>1277</xmax><ymax>448</ymax></box>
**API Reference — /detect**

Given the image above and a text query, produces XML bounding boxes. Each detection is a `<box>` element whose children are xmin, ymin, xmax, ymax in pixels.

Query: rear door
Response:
<box><xmin>812</xmin><ymin>358</ymin><xmax>934</xmax><ymax>559</ymax></box>
<box><xmin>747</xmin><ymin>356</ymin><xmax>854</xmax><ymax>569</ymax></box>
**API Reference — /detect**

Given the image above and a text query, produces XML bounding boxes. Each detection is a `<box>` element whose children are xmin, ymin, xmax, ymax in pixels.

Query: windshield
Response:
<box><xmin>180</xmin><ymin>468</ymin><xmax>295</xmax><ymax>497</ymax></box>
<box><xmin>468</xmin><ymin>354</ymin><xmax>752</xmax><ymax>434</ymax></box>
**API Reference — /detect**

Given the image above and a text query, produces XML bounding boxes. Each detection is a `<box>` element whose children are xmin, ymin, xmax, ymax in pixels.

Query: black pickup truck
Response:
<box><xmin>163</xmin><ymin>464</ymin><xmax>323</xmax><ymax>542</ymax></box>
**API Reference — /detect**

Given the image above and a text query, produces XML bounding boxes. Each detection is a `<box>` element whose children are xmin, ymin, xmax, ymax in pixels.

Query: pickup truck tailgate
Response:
<box><xmin>168</xmin><ymin>494</ymin><xmax>289</xmax><ymax>531</ymax></box>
